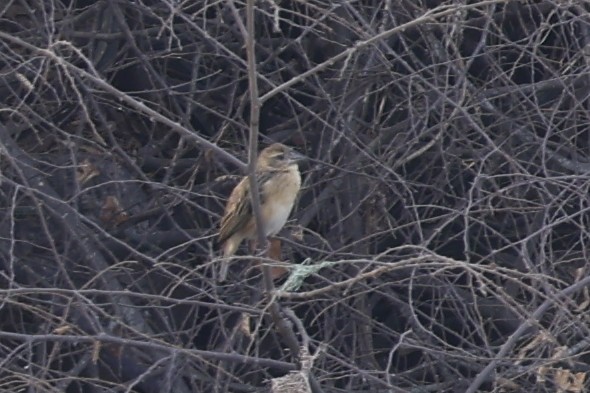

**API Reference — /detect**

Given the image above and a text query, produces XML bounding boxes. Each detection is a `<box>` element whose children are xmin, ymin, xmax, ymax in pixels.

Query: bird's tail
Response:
<box><xmin>219</xmin><ymin>259</ymin><xmax>229</xmax><ymax>282</ymax></box>
<box><xmin>218</xmin><ymin>238</ymin><xmax>240</xmax><ymax>282</ymax></box>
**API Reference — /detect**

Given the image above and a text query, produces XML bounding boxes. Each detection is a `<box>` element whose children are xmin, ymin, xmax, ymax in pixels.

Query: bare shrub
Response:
<box><xmin>1</xmin><ymin>1</ymin><xmax>590</xmax><ymax>392</ymax></box>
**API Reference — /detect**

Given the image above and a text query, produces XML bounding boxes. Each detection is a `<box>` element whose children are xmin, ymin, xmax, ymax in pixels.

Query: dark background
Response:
<box><xmin>1</xmin><ymin>1</ymin><xmax>590</xmax><ymax>392</ymax></box>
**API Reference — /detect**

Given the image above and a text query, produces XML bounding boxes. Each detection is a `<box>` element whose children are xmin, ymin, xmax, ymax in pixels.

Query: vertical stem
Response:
<box><xmin>243</xmin><ymin>0</ymin><xmax>301</xmax><ymax>360</ymax></box>
<box><xmin>244</xmin><ymin>0</ymin><xmax>266</xmax><ymax>248</ymax></box>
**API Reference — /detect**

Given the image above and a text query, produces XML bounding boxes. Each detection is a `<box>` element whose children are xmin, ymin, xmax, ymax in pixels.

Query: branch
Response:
<box><xmin>259</xmin><ymin>0</ymin><xmax>509</xmax><ymax>103</ymax></box>
<box><xmin>242</xmin><ymin>0</ymin><xmax>302</xmax><ymax>361</ymax></box>
<box><xmin>466</xmin><ymin>274</ymin><xmax>590</xmax><ymax>393</ymax></box>
<box><xmin>0</xmin><ymin>30</ymin><xmax>246</xmax><ymax>171</ymax></box>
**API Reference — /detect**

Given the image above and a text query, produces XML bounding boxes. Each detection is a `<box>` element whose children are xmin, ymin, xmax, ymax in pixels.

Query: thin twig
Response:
<box><xmin>0</xmin><ymin>31</ymin><xmax>246</xmax><ymax>171</ymax></box>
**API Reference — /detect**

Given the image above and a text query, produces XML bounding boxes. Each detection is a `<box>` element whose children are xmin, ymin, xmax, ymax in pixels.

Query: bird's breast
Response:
<box><xmin>261</xmin><ymin>167</ymin><xmax>301</xmax><ymax>236</ymax></box>
<box><xmin>264</xmin><ymin>200</ymin><xmax>295</xmax><ymax>236</ymax></box>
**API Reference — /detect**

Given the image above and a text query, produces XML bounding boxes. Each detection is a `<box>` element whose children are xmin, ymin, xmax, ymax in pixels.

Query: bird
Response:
<box><xmin>218</xmin><ymin>143</ymin><xmax>304</xmax><ymax>281</ymax></box>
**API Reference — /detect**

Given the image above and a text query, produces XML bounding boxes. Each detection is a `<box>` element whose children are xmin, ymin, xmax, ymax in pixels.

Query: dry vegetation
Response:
<box><xmin>2</xmin><ymin>0</ymin><xmax>590</xmax><ymax>392</ymax></box>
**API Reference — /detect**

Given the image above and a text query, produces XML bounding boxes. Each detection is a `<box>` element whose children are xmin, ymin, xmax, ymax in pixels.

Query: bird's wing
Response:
<box><xmin>218</xmin><ymin>171</ymin><xmax>274</xmax><ymax>244</ymax></box>
<box><xmin>219</xmin><ymin>176</ymin><xmax>251</xmax><ymax>244</ymax></box>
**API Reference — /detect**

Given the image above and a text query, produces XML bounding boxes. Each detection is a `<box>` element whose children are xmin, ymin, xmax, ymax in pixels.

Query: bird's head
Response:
<box><xmin>257</xmin><ymin>143</ymin><xmax>306</xmax><ymax>169</ymax></box>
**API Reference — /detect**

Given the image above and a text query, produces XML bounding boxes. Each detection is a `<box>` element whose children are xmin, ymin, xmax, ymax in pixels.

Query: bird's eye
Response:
<box><xmin>275</xmin><ymin>152</ymin><xmax>285</xmax><ymax>159</ymax></box>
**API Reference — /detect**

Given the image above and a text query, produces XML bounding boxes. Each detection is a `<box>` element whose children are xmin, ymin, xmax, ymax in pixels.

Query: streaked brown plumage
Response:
<box><xmin>218</xmin><ymin>143</ymin><xmax>304</xmax><ymax>281</ymax></box>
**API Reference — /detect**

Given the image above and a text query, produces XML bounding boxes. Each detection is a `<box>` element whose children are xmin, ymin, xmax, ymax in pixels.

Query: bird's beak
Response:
<box><xmin>288</xmin><ymin>150</ymin><xmax>307</xmax><ymax>163</ymax></box>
